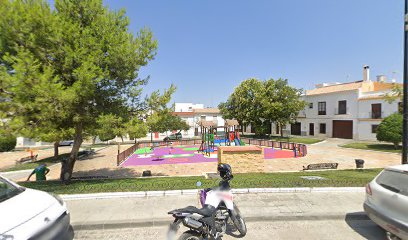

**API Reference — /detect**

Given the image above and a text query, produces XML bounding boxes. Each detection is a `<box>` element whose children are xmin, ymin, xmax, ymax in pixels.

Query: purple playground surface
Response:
<box><xmin>121</xmin><ymin>145</ymin><xmax>218</xmax><ymax>167</ymax></box>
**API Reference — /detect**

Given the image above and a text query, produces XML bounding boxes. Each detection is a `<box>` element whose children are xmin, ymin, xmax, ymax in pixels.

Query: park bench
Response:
<box><xmin>16</xmin><ymin>154</ymin><xmax>38</xmax><ymax>164</ymax></box>
<box><xmin>303</xmin><ymin>163</ymin><xmax>338</xmax><ymax>171</ymax></box>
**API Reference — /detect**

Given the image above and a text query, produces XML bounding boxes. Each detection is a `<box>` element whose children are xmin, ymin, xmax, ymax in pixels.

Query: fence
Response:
<box><xmin>240</xmin><ymin>137</ymin><xmax>307</xmax><ymax>156</ymax></box>
<box><xmin>117</xmin><ymin>137</ymin><xmax>308</xmax><ymax>166</ymax></box>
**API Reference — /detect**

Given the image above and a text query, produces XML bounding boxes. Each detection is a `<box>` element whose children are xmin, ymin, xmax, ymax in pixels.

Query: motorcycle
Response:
<box><xmin>167</xmin><ymin>179</ymin><xmax>247</xmax><ymax>240</ymax></box>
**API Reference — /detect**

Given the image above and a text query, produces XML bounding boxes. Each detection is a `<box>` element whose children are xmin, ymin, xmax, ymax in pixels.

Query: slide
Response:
<box><xmin>234</xmin><ymin>138</ymin><xmax>241</xmax><ymax>146</ymax></box>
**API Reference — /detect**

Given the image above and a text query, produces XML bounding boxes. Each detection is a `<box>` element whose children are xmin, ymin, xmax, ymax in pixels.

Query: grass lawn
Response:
<box><xmin>1</xmin><ymin>153</ymin><xmax>70</xmax><ymax>172</ymax></box>
<box><xmin>19</xmin><ymin>169</ymin><xmax>382</xmax><ymax>194</ymax></box>
<box><xmin>243</xmin><ymin>135</ymin><xmax>323</xmax><ymax>144</ymax></box>
<box><xmin>275</xmin><ymin>137</ymin><xmax>322</xmax><ymax>145</ymax></box>
<box><xmin>341</xmin><ymin>142</ymin><xmax>401</xmax><ymax>154</ymax></box>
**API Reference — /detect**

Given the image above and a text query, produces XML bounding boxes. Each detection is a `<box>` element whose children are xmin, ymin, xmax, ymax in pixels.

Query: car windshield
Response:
<box><xmin>376</xmin><ymin>170</ymin><xmax>408</xmax><ymax>197</ymax></box>
<box><xmin>0</xmin><ymin>177</ymin><xmax>24</xmax><ymax>203</ymax></box>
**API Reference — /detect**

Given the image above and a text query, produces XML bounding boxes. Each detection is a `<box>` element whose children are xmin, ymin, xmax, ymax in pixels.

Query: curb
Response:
<box><xmin>61</xmin><ymin>187</ymin><xmax>365</xmax><ymax>201</ymax></box>
<box><xmin>72</xmin><ymin>213</ymin><xmax>370</xmax><ymax>231</ymax></box>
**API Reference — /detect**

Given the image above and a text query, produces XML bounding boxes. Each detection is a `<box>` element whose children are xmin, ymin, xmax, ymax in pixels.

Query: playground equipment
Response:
<box><xmin>198</xmin><ymin>120</ymin><xmax>218</xmax><ymax>156</ymax></box>
<box><xmin>224</xmin><ymin>119</ymin><xmax>242</xmax><ymax>146</ymax></box>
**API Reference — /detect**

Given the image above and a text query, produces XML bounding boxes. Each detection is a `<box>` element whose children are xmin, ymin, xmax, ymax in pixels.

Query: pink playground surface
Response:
<box><xmin>263</xmin><ymin>148</ymin><xmax>296</xmax><ymax>159</ymax></box>
<box><xmin>121</xmin><ymin>145</ymin><xmax>297</xmax><ymax>167</ymax></box>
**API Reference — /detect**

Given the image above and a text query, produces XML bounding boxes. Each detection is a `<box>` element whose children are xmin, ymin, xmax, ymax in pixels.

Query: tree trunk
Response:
<box><xmin>92</xmin><ymin>136</ymin><xmax>96</xmax><ymax>145</ymax></box>
<box><xmin>280</xmin><ymin>123</ymin><xmax>284</xmax><ymax>137</ymax></box>
<box><xmin>121</xmin><ymin>136</ymin><xmax>124</xmax><ymax>143</ymax></box>
<box><xmin>60</xmin><ymin>123</ymin><xmax>83</xmax><ymax>184</ymax></box>
<box><xmin>394</xmin><ymin>142</ymin><xmax>399</xmax><ymax>150</ymax></box>
<box><xmin>54</xmin><ymin>142</ymin><xmax>59</xmax><ymax>159</ymax></box>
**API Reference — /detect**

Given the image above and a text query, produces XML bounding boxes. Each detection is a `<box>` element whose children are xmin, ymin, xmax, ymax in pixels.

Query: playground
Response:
<box><xmin>118</xmin><ymin>119</ymin><xmax>307</xmax><ymax>168</ymax></box>
<box><xmin>119</xmin><ymin>144</ymin><xmax>301</xmax><ymax>167</ymax></box>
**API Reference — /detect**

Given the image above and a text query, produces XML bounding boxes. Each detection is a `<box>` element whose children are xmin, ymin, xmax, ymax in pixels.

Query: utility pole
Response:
<box><xmin>403</xmin><ymin>0</ymin><xmax>408</xmax><ymax>164</ymax></box>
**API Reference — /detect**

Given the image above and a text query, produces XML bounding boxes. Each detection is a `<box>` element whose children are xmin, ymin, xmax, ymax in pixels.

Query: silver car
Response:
<box><xmin>364</xmin><ymin>165</ymin><xmax>408</xmax><ymax>240</ymax></box>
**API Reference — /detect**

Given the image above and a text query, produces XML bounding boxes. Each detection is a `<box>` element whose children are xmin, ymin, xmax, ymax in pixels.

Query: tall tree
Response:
<box><xmin>219</xmin><ymin>78</ymin><xmax>306</xmax><ymax>136</ymax></box>
<box><xmin>126</xmin><ymin>118</ymin><xmax>148</xmax><ymax>143</ymax></box>
<box><xmin>0</xmin><ymin>0</ymin><xmax>157</xmax><ymax>182</ymax></box>
<box><xmin>261</xmin><ymin>78</ymin><xmax>306</xmax><ymax>136</ymax></box>
<box><xmin>219</xmin><ymin>78</ymin><xmax>264</xmax><ymax>132</ymax></box>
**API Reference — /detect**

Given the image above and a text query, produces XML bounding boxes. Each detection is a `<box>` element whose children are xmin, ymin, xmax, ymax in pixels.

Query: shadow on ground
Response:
<box><xmin>72</xmin><ymin>167</ymin><xmax>168</xmax><ymax>179</ymax></box>
<box><xmin>345</xmin><ymin>212</ymin><xmax>384</xmax><ymax>240</ymax></box>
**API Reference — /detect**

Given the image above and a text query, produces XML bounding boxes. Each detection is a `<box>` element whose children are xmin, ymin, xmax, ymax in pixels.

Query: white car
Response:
<box><xmin>0</xmin><ymin>176</ymin><xmax>73</xmax><ymax>240</ymax></box>
<box><xmin>364</xmin><ymin>165</ymin><xmax>408</xmax><ymax>240</ymax></box>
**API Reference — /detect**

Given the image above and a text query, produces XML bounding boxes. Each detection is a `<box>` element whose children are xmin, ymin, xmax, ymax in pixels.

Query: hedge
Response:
<box><xmin>0</xmin><ymin>135</ymin><xmax>17</xmax><ymax>152</ymax></box>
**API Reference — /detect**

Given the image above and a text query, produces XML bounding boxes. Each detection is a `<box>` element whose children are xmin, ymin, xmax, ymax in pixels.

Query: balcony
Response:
<box><xmin>370</xmin><ymin>111</ymin><xmax>383</xmax><ymax>119</ymax></box>
<box><xmin>358</xmin><ymin>112</ymin><xmax>384</xmax><ymax>120</ymax></box>
<box><xmin>334</xmin><ymin>107</ymin><xmax>349</xmax><ymax>115</ymax></box>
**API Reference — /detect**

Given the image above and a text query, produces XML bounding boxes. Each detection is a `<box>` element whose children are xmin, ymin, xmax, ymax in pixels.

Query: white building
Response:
<box><xmin>172</xmin><ymin>103</ymin><xmax>224</xmax><ymax>138</ymax></box>
<box><xmin>274</xmin><ymin>66</ymin><xmax>401</xmax><ymax>141</ymax></box>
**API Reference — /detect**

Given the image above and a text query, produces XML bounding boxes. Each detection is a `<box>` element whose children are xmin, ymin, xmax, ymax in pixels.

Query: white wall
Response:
<box><xmin>174</xmin><ymin>103</ymin><xmax>204</xmax><ymax>112</ymax></box>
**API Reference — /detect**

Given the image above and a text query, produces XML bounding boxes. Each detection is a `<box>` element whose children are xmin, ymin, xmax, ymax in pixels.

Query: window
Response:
<box><xmin>376</xmin><ymin>170</ymin><xmax>408</xmax><ymax>197</ymax></box>
<box><xmin>371</xmin><ymin>103</ymin><xmax>382</xmax><ymax>119</ymax></box>
<box><xmin>309</xmin><ymin>103</ymin><xmax>313</xmax><ymax>109</ymax></box>
<box><xmin>371</xmin><ymin>125</ymin><xmax>379</xmax><ymax>134</ymax></box>
<box><xmin>319</xmin><ymin>123</ymin><xmax>326</xmax><ymax>134</ymax></box>
<box><xmin>338</xmin><ymin>100</ymin><xmax>347</xmax><ymax>115</ymax></box>
<box><xmin>200</xmin><ymin>115</ymin><xmax>206</xmax><ymax>120</ymax></box>
<box><xmin>318</xmin><ymin>102</ymin><xmax>326</xmax><ymax>115</ymax></box>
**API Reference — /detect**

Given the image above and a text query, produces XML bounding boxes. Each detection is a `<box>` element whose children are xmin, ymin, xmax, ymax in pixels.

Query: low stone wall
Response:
<box><xmin>218</xmin><ymin>146</ymin><xmax>265</xmax><ymax>173</ymax></box>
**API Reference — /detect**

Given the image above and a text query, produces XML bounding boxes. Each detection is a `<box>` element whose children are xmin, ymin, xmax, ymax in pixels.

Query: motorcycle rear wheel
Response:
<box><xmin>178</xmin><ymin>230</ymin><xmax>203</xmax><ymax>240</ymax></box>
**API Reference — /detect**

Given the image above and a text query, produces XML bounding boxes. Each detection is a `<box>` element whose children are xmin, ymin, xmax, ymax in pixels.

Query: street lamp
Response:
<box><xmin>403</xmin><ymin>0</ymin><xmax>408</xmax><ymax>164</ymax></box>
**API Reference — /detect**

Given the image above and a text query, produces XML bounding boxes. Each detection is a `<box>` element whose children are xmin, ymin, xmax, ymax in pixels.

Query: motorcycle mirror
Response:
<box><xmin>196</xmin><ymin>181</ymin><xmax>202</xmax><ymax>187</ymax></box>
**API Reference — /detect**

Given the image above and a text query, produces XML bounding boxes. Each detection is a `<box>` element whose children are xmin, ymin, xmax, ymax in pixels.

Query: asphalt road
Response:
<box><xmin>73</xmin><ymin>219</ymin><xmax>385</xmax><ymax>240</ymax></box>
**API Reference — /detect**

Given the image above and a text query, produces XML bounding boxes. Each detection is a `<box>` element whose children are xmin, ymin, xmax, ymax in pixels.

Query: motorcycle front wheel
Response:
<box><xmin>230</xmin><ymin>204</ymin><xmax>247</xmax><ymax>237</ymax></box>
<box><xmin>178</xmin><ymin>230</ymin><xmax>203</xmax><ymax>240</ymax></box>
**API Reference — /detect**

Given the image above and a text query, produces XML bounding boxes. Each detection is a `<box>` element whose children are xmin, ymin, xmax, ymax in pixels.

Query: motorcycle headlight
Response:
<box><xmin>50</xmin><ymin>193</ymin><xmax>65</xmax><ymax>206</ymax></box>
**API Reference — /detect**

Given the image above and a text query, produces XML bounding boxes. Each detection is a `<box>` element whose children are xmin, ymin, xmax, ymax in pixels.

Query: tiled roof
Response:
<box><xmin>193</xmin><ymin>108</ymin><xmax>220</xmax><ymax>114</ymax></box>
<box><xmin>172</xmin><ymin>112</ymin><xmax>195</xmax><ymax>117</ymax></box>
<box><xmin>306</xmin><ymin>81</ymin><xmax>363</xmax><ymax>95</ymax></box>
<box><xmin>306</xmin><ymin>81</ymin><xmax>398</xmax><ymax>96</ymax></box>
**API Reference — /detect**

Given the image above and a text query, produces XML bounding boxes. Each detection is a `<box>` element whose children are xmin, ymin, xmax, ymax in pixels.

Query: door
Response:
<box><xmin>309</xmin><ymin>123</ymin><xmax>314</xmax><ymax>136</ymax></box>
<box><xmin>332</xmin><ymin>120</ymin><xmax>353</xmax><ymax>139</ymax></box>
<box><xmin>291</xmin><ymin>122</ymin><xmax>301</xmax><ymax>136</ymax></box>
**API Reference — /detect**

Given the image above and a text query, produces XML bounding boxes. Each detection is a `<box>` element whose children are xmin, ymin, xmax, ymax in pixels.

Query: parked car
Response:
<box><xmin>163</xmin><ymin>132</ymin><xmax>182</xmax><ymax>141</ymax></box>
<box><xmin>364</xmin><ymin>165</ymin><xmax>408</xmax><ymax>240</ymax></box>
<box><xmin>0</xmin><ymin>176</ymin><xmax>73</xmax><ymax>239</ymax></box>
<box><xmin>59</xmin><ymin>140</ymin><xmax>74</xmax><ymax>146</ymax></box>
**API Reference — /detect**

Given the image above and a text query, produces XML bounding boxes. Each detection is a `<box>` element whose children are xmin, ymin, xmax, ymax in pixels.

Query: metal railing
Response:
<box><xmin>240</xmin><ymin>137</ymin><xmax>307</xmax><ymax>156</ymax></box>
<box><xmin>370</xmin><ymin>111</ymin><xmax>383</xmax><ymax>119</ymax></box>
<box><xmin>334</xmin><ymin>107</ymin><xmax>349</xmax><ymax>115</ymax></box>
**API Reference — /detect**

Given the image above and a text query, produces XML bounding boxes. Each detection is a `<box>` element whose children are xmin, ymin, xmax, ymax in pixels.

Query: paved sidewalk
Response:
<box><xmin>67</xmin><ymin>191</ymin><xmax>368</xmax><ymax>230</ymax></box>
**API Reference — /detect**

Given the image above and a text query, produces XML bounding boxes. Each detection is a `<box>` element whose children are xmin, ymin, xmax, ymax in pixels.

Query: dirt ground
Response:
<box><xmin>0</xmin><ymin>146</ymin><xmax>73</xmax><ymax>170</ymax></box>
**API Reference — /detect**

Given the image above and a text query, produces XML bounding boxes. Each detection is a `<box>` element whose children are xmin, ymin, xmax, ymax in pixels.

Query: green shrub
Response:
<box><xmin>376</xmin><ymin>113</ymin><xmax>403</xmax><ymax>149</ymax></box>
<box><xmin>0</xmin><ymin>135</ymin><xmax>17</xmax><ymax>152</ymax></box>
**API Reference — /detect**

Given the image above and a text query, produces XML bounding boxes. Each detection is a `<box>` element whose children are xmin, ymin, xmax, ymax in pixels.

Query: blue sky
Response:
<box><xmin>104</xmin><ymin>0</ymin><xmax>404</xmax><ymax>107</ymax></box>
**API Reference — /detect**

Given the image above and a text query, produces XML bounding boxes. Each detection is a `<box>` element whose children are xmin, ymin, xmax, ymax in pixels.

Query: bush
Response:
<box><xmin>376</xmin><ymin>113</ymin><xmax>403</xmax><ymax>149</ymax></box>
<box><xmin>0</xmin><ymin>135</ymin><xmax>17</xmax><ymax>152</ymax></box>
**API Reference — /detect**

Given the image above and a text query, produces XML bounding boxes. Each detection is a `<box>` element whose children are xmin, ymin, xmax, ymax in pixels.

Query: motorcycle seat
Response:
<box><xmin>169</xmin><ymin>205</ymin><xmax>215</xmax><ymax>217</ymax></box>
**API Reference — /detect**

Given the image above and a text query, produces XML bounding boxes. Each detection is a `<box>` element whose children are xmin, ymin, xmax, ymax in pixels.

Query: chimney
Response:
<box><xmin>376</xmin><ymin>75</ymin><xmax>387</xmax><ymax>83</ymax></box>
<box><xmin>363</xmin><ymin>65</ymin><xmax>370</xmax><ymax>82</ymax></box>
